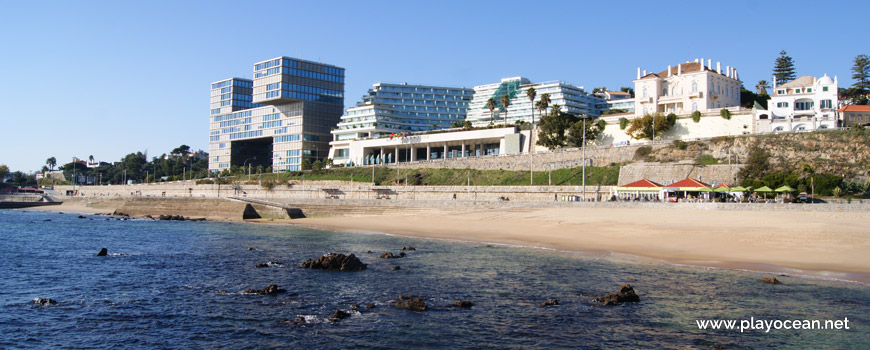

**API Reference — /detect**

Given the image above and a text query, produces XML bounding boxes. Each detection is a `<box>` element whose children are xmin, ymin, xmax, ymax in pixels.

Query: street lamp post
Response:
<box><xmin>582</xmin><ymin>116</ymin><xmax>587</xmax><ymax>201</ymax></box>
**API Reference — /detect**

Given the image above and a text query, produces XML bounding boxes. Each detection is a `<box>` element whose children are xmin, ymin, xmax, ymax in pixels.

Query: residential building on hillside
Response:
<box><xmin>600</xmin><ymin>90</ymin><xmax>635</xmax><ymax>113</ymax></box>
<box><xmin>756</xmin><ymin>74</ymin><xmax>838</xmax><ymax>132</ymax></box>
<box><xmin>633</xmin><ymin>58</ymin><xmax>741</xmax><ymax>117</ymax></box>
<box><xmin>839</xmin><ymin>105</ymin><xmax>870</xmax><ymax>127</ymax></box>
<box><xmin>464</xmin><ymin>77</ymin><xmax>605</xmax><ymax>126</ymax></box>
<box><xmin>208</xmin><ymin>56</ymin><xmax>345</xmax><ymax>172</ymax></box>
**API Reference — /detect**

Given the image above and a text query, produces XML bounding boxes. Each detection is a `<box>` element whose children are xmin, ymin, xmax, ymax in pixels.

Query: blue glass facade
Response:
<box><xmin>209</xmin><ymin>57</ymin><xmax>345</xmax><ymax>173</ymax></box>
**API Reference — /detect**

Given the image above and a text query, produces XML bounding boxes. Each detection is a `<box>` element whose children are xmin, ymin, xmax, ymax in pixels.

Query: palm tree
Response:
<box><xmin>799</xmin><ymin>163</ymin><xmax>815</xmax><ymax>202</ymax></box>
<box><xmin>45</xmin><ymin>157</ymin><xmax>56</xmax><ymax>172</ymax></box>
<box><xmin>88</xmin><ymin>155</ymin><xmax>95</xmax><ymax>165</ymax></box>
<box><xmin>756</xmin><ymin>80</ymin><xmax>770</xmax><ymax>95</ymax></box>
<box><xmin>500</xmin><ymin>94</ymin><xmax>511</xmax><ymax>127</ymax></box>
<box><xmin>486</xmin><ymin>98</ymin><xmax>497</xmax><ymax>125</ymax></box>
<box><xmin>537</xmin><ymin>93</ymin><xmax>550</xmax><ymax>117</ymax></box>
<box><xmin>526</xmin><ymin>87</ymin><xmax>537</xmax><ymax>185</ymax></box>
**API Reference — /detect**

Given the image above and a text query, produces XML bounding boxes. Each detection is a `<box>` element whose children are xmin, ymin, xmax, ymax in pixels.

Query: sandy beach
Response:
<box><xmin>297</xmin><ymin>207</ymin><xmax>870</xmax><ymax>283</ymax></box>
<box><xmin>28</xmin><ymin>200</ymin><xmax>870</xmax><ymax>282</ymax></box>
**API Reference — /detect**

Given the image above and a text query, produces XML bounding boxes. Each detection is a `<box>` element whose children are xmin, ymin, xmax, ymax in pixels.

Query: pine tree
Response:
<box><xmin>773</xmin><ymin>50</ymin><xmax>796</xmax><ymax>83</ymax></box>
<box><xmin>851</xmin><ymin>54</ymin><xmax>870</xmax><ymax>92</ymax></box>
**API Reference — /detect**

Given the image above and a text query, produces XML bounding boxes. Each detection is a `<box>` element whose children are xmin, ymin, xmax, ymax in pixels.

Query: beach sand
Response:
<box><xmin>296</xmin><ymin>207</ymin><xmax>870</xmax><ymax>283</ymax></box>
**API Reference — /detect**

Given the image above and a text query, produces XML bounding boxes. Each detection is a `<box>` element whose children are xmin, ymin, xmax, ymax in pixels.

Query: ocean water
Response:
<box><xmin>1</xmin><ymin>210</ymin><xmax>867</xmax><ymax>349</ymax></box>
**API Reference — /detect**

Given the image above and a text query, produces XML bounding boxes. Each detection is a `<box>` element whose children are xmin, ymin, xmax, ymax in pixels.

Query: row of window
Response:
<box><xmin>282</xmin><ymin>83</ymin><xmax>343</xmax><ymax>98</ymax></box>
<box><xmin>212</xmin><ymin>80</ymin><xmax>253</xmax><ymax>90</ymax></box>
<box><xmin>275</xmin><ymin>135</ymin><xmax>301</xmax><ymax>143</ymax></box>
<box><xmin>378</xmin><ymin>86</ymin><xmax>473</xmax><ymax>95</ymax></box>
<box><xmin>213</xmin><ymin>110</ymin><xmax>253</xmax><ymax>122</ymax></box>
<box><xmin>219</xmin><ymin>118</ymin><xmax>251</xmax><ymax>128</ymax></box>
<box><xmin>220</xmin><ymin>93</ymin><xmax>252</xmax><ymax>101</ymax></box>
<box><xmin>259</xmin><ymin>121</ymin><xmax>282</xmax><ymax>129</ymax></box>
<box><xmin>262</xmin><ymin>113</ymin><xmax>280</xmax><ymax>121</ymax></box>
<box><xmin>229</xmin><ymin>130</ymin><xmax>263</xmax><ymax>140</ymax></box>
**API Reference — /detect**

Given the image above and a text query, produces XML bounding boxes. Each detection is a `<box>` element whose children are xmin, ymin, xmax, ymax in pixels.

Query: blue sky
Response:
<box><xmin>1</xmin><ymin>0</ymin><xmax>867</xmax><ymax>172</ymax></box>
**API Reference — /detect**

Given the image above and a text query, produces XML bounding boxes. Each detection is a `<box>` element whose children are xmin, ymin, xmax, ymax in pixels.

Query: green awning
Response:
<box><xmin>730</xmin><ymin>186</ymin><xmax>748</xmax><ymax>192</ymax></box>
<box><xmin>755</xmin><ymin>186</ymin><xmax>774</xmax><ymax>193</ymax></box>
<box><xmin>714</xmin><ymin>186</ymin><xmax>731</xmax><ymax>192</ymax></box>
<box><xmin>775</xmin><ymin>185</ymin><xmax>796</xmax><ymax>193</ymax></box>
<box><xmin>697</xmin><ymin>187</ymin><xmax>714</xmax><ymax>192</ymax></box>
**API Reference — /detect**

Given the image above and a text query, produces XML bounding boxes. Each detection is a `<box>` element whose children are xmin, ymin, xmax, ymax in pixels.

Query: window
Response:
<box><xmin>642</xmin><ymin>87</ymin><xmax>647</xmax><ymax>98</ymax></box>
<box><xmin>777</xmin><ymin>89</ymin><xmax>785</xmax><ymax>95</ymax></box>
<box><xmin>820</xmin><ymin>100</ymin><xmax>832</xmax><ymax>109</ymax></box>
<box><xmin>777</xmin><ymin>102</ymin><xmax>789</xmax><ymax>108</ymax></box>
<box><xmin>806</xmin><ymin>88</ymin><xmax>812</xmax><ymax>93</ymax></box>
<box><xmin>823</xmin><ymin>86</ymin><xmax>829</xmax><ymax>92</ymax></box>
<box><xmin>691</xmin><ymin>82</ymin><xmax>698</xmax><ymax>92</ymax></box>
<box><xmin>662</xmin><ymin>88</ymin><xmax>667</xmax><ymax>96</ymax></box>
<box><xmin>692</xmin><ymin>102</ymin><xmax>698</xmax><ymax>111</ymax></box>
<box><xmin>794</xmin><ymin>88</ymin><xmax>801</xmax><ymax>93</ymax></box>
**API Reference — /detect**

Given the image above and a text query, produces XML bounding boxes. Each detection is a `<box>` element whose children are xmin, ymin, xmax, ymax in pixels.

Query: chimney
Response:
<box><xmin>701</xmin><ymin>57</ymin><xmax>705</xmax><ymax>70</ymax></box>
<box><xmin>708</xmin><ymin>59</ymin><xmax>712</xmax><ymax>70</ymax></box>
<box><xmin>716</xmin><ymin>62</ymin><xmax>721</xmax><ymax>74</ymax></box>
<box><xmin>643</xmin><ymin>70</ymin><xmax>647</xmax><ymax>76</ymax></box>
<box><xmin>667</xmin><ymin>65</ymin><xmax>671</xmax><ymax>77</ymax></box>
<box><xmin>637</xmin><ymin>67</ymin><xmax>641</xmax><ymax>80</ymax></box>
<box><xmin>678</xmin><ymin>64</ymin><xmax>682</xmax><ymax>75</ymax></box>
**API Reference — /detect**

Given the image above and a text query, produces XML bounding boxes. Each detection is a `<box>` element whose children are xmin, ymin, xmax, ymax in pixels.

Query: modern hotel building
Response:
<box><xmin>464</xmin><ymin>77</ymin><xmax>605</xmax><ymax>126</ymax></box>
<box><xmin>208</xmin><ymin>57</ymin><xmax>345</xmax><ymax>172</ymax></box>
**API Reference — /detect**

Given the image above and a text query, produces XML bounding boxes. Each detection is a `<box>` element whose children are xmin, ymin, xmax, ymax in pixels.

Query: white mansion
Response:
<box><xmin>633</xmin><ymin>58</ymin><xmax>742</xmax><ymax>116</ymax></box>
<box><xmin>755</xmin><ymin>75</ymin><xmax>839</xmax><ymax>132</ymax></box>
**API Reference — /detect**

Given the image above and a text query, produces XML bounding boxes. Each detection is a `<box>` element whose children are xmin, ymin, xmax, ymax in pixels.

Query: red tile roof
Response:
<box><xmin>665</xmin><ymin>178</ymin><xmax>710</xmax><ymax>188</ymax></box>
<box><xmin>621</xmin><ymin>178</ymin><xmax>663</xmax><ymax>187</ymax></box>
<box><xmin>607</xmin><ymin>91</ymin><xmax>631</xmax><ymax>95</ymax></box>
<box><xmin>839</xmin><ymin>105</ymin><xmax>870</xmax><ymax>112</ymax></box>
<box><xmin>715</xmin><ymin>183</ymin><xmax>731</xmax><ymax>188</ymax></box>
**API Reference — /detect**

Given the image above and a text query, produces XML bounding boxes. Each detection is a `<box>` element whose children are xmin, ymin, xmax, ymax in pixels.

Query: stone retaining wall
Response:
<box><xmin>617</xmin><ymin>162</ymin><xmax>744</xmax><ymax>185</ymax></box>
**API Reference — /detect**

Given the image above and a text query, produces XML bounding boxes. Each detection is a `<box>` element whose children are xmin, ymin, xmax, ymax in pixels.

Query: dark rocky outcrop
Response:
<box><xmin>393</xmin><ymin>295</ymin><xmax>427</xmax><ymax>312</ymax></box>
<box><xmin>539</xmin><ymin>299</ymin><xmax>559</xmax><ymax>307</ymax></box>
<box><xmin>300</xmin><ymin>253</ymin><xmax>367</xmax><ymax>272</ymax></box>
<box><xmin>255</xmin><ymin>261</ymin><xmax>283</xmax><ymax>268</ymax></box>
<box><xmin>284</xmin><ymin>316</ymin><xmax>307</xmax><ymax>325</ymax></box>
<box><xmin>96</xmin><ymin>248</ymin><xmax>108</xmax><ymax>256</ymax></box>
<box><xmin>243</xmin><ymin>284</ymin><xmax>285</xmax><ymax>295</ymax></box>
<box><xmin>247</xmin><ymin>247</ymin><xmax>255</xmax><ymax>251</ymax></box>
<box><xmin>596</xmin><ymin>284</ymin><xmax>641</xmax><ymax>305</ymax></box>
<box><xmin>401</xmin><ymin>246</ymin><xmax>416</xmax><ymax>251</ymax></box>
<box><xmin>380</xmin><ymin>252</ymin><xmax>406</xmax><ymax>259</ymax></box>
<box><xmin>391</xmin><ymin>266</ymin><xmax>401</xmax><ymax>271</ymax></box>
<box><xmin>365</xmin><ymin>303</ymin><xmax>376</xmax><ymax>309</ymax></box>
<box><xmin>453</xmin><ymin>300</ymin><xmax>473</xmax><ymax>308</ymax></box>
<box><xmin>77</xmin><ymin>215</ymin><xmax>86</xmax><ymax>219</ymax></box>
<box><xmin>761</xmin><ymin>277</ymin><xmax>781</xmax><ymax>284</ymax></box>
<box><xmin>34</xmin><ymin>298</ymin><xmax>56</xmax><ymax>305</ymax></box>
<box><xmin>330</xmin><ymin>310</ymin><xmax>351</xmax><ymax>320</ymax></box>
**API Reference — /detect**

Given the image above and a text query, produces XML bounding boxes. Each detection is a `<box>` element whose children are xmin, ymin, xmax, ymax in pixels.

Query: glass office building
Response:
<box><xmin>330</xmin><ymin>83</ymin><xmax>474</xmax><ymax>142</ymax></box>
<box><xmin>464</xmin><ymin>77</ymin><xmax>605</xmax><ymax>126</ymax></box>
<box><xmin>208</xmin><ymin>56</ymin><xmax>345</xmax><ymax>172</ymax></box>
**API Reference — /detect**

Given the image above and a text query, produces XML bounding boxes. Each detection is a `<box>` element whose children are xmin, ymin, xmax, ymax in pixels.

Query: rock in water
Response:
<box><xmin>393</xmin><ymin>295</ymin><xmax>427</xmax><ymax>312</ymax></box>
<box><xmin>330</xmin><ymin>310</ymin><xmax>350</xmax><ymax>320</ymax></box>
<box><xmin>454</xmin><ymin>300</ymin><xmax>473</xmax><ymax>308</ymax></box>
<box><xmin>761</xmin><ymin>277</ymin><xmax>781</xmax><ymax>284</ymax></box>
<box><xmin>401</xmin><ymin>246</ymin><xmax>416</xmax><ymax>251</ymax></box>
<box><xmin>380</xmin><ymin>252</ymin><xmax>406</xmax><ymax>259</ymax></box>
<box><xmin>596</xmin><ymin>284</ymin><xmax>641</xmax><ymax>305</ymax></box>
<box><xmin>243</xmin><ymin>284</ymin><xmax>286</xmax><ymax>295</ymax></box>
<box><xmin>77</xmin><ymin>215</ymin><xmax>86</xmax><ymax>219</ymax></box>
<box><xmin>34</xmin><ymin>298</ymin><xmax>57</xmax><ymax>305</ymax></box>
<box><xmin>96</xmin><ymin>248</ymin><xmax>108</xmax><ymax>256</ymax></box>
<box><xmin>539</xmin><ymin>299</ymin><xmax>559</xmax><ymax>307</ymax></box>
<box><xmin>391</xmin><ymin>266</ymin><xmax>401</xmax><ymax>271</ymax></box>
<box><xmin>300</xmin><ymin>253</ymin><xmax>367</xmax><ymax>272</ymax></box>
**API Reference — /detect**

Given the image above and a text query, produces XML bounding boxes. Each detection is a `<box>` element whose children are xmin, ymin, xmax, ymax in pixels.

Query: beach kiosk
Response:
<box><xmin>662</xmin><ymin>178</ymin><xmax>712</xmax><ymax>202</ymax></box>
<box><xmin>614</xmin><ymin>179</ymin><xmax>664</xmax><ymax>201</ymax></box>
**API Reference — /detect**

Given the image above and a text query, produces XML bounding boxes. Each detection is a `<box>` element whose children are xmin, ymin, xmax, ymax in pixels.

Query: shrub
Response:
<box><xmin>634</xmin><ymin>146</ymin><xmax>653</xmax><ymax>160</ymax></box>
<box><xmin>597</xmin><ymin>119</ymin><xmax>607</xmax><ymax>130</ymax></box>
<box><xmin>691</xmin><ymin>110</ymin><xmax>702</xmax><ymax>123</ymax></box>
<box><xmin>695</xmin><ymin>154</ymin><xmax>718</xmax><ymax>165</ymax></box>
<box><xmin>672</xmin><ymin>140</ymin><xmax>687</xmax><ymax>150</ymax></box>
<box><xmin>720</xmin><ymin>108</ymin><xmax>732</xmax><ymax>120</ymax></box>
<box><xmin>619</xmin><ymin>117</ymin><xmax>629</xmax><ymax>130</ymax></box>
